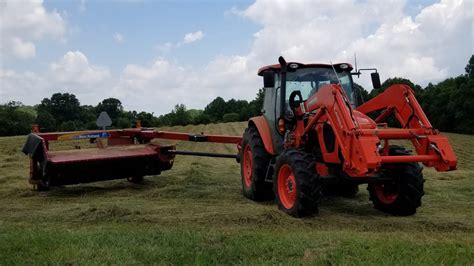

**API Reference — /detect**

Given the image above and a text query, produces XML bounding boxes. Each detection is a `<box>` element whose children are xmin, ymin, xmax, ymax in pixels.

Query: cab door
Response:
<box><xmin>262</xmin><ymin>73</ymin><xmax>284</xmax><ymax>154</ymax></box>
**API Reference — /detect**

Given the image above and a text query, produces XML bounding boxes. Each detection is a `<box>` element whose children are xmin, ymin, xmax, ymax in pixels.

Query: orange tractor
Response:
<box><xmin>239</xmin><ymin>57</ymin><xmax>456</xmax><ymax>217</ymax></box>
<box><xmin>23</xmin><ymin>56</ymin><xmax>457</xmax><ymax>217</ymax></box>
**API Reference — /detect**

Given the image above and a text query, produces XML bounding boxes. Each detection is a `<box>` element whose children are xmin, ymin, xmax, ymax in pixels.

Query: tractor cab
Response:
<box><xmin>259</xmin><ymin>62</ymin><xmax>356</xmax><ymax>152</ymax></box>
<box><xmin>259</xmin><ymin>62</ymin><xmax>356</xmax><ymax>104</ymax></box>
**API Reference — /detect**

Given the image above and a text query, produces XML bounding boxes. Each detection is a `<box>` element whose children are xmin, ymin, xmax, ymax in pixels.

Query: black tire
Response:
<box><xmin>324</xmin><ymin>183</ymin><xmax>359</xmax><ymax>198</ymax></box>
<box><xmin>240</xmin><ymin>126</ymin><xmax>273</xmax><ymax>201</ymax></box>
<box><xmin>368</xmin><ymin>146</ymin><xmax>425</xmax><ymax>216</ymax></box>
<box><xmin>273</xmin><ymin>150</ymin><xmax>322</xmax><ymax>217</ymax></box>
<box><xmin>127</xmin><ymin>176</ymin><xmax>144</xmax><ymax>184</ymax></box>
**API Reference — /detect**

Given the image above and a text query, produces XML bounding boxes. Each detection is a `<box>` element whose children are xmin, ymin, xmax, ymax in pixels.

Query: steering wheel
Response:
<box><xmin>289</xmin><ymin>90</ymin><xmax>303</xmax><ymax>109</ymax></box>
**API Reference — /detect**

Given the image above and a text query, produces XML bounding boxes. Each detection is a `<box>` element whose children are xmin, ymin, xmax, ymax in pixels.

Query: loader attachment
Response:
<box><xmin>293</xmin><ymin>83</ymin><xmax>457</xmax><ymax>177</ymax></box>
<box><xmin>357</xmin><ymin>84</ymin><xmax>457</xmax><ymax>172</ymax></box>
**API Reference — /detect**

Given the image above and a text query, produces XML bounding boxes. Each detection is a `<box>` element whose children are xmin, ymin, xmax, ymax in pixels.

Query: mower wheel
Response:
<box><xmin>32</xmin><ymin>180</ymin><xmax>50</xmax><ymax>191</ymax></box>
<box><xmin>274</xmin><ymin>150</ymin><xmax>322</xmax><ymax>217</ymax></box>
<box><xmin>368</xmin><ymin>146</ymin><xmax>425</xmax><ymax>216</ymax></box>
<box><xmin>30</xmin><ymin>164</ymin><xmax>50</xmax><ymax>191</ymax></box>
<box><xmin>240</xmin><ymin>126</ymin><xmax>273</xmax><ymax>201</ymax></box>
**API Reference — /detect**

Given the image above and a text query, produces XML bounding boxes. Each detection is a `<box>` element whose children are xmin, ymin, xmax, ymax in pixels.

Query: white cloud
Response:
<box><xmin>0</xmin><ymin>0</ymin><xmax>66</xmax><ymax>59</ymax></box>
<box><xmin>114</xmin><ymin>32</ymin><xmax>124</xmax><ymax>43</ymax></box>
<box><xmin>1</xmin><ymin>50</ymin><xmax>113</xmax><ymax>106</ymax></box>
<box><xmin>10</xmin><ymin>37</ymin><xmax>36</xmax><ymax>59</ymax></box>
<box><xmin>0</xmin><ymin>69</ymin><xmax>49</xmax><ymax>104</ymax></box>
<box><xmin>109</xmin><ymin>55</ymin><xmax>259</xmax><ymax>114</ymax></box>
<box><xmin>1</xmin><ymin>0</ymin><xmax>472</xmax><ymax>115</ymax></box>
<box><xmin>233</xmin><ymin>0</ymin><xmax>472</xmax><ymax>88</ymax></box>
<box><xmin>125</xmin><ymin>0</ymin><xmax>472</xmax><ymax>113</ymax></box>
<box><xmin>182</xmin><ymin>30</ymin><xmax>204</xmax><ymax>44</ymax></box>
<box><xmin>50</xmin><ymin>51</ymin><xmax>111</xmax><ymax>85</ymax></box>
<box><xmin>156</xmin><ymin>30</ymin><xmax>205</xmax><ymax>54</ymax></box>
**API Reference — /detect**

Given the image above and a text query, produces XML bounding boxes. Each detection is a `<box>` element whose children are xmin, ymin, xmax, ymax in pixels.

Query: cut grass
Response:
<box><xmin>0</xmin><ymin>122</ymin><xmax>473</xmax><ymax>264</ymax></box>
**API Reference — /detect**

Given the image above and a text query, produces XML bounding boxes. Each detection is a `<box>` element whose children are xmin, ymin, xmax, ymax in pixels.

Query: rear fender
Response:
<box><xmin>248</xmin><ymin>116</ymin><xmax>275</xmax><ymax>155</ymax></box>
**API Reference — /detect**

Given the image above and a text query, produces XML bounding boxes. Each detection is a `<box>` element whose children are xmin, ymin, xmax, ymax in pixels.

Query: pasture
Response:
<box><xmin>0</xmin><ymin>122</ymin><xmax>472</xmax><ymax>264</ymax></box>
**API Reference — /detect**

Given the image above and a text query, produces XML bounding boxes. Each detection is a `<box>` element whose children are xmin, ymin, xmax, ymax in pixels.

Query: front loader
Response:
<box><xmin>240</xmin><ymin>56</ymin><xmax>457</xmax><ymax>217</ymax></box>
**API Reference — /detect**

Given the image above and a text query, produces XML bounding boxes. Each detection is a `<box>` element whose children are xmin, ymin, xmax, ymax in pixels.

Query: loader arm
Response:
<box><xmin>357</xmin><ymin>84</ymin><xmax>457</xmax><ymax>171</ymax></box>
<box><xmin>292</xmin><ymin>83</ymin><xmax>456</xmax><ymax>177</ymax></box>
<box><xmin>295</xmin><ymin>84</ymin><xmax>381</xmax><ymax>177</ymax></box>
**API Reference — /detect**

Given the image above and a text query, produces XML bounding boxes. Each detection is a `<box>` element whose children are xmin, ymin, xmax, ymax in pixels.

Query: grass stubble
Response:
<box><xmin>0</xmin><ymin>122</ymin><xmax>472</xmax><ymax>264</ymax></box>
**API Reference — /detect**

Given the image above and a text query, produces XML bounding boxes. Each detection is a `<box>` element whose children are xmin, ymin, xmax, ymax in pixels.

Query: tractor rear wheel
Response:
<box><xmin>274</xmin><ymin>150</ymin><xmax>322</xmax><ymax>217</ymax></box>
<box><xmin>368</xmin><ymin>146</ymin><xmax>425</xmax><ymax>216</ymax></box>
<box><xmin>240</xmin><ymin>126</ymin><xmax>273</xmax><ymax>201</ymax></box>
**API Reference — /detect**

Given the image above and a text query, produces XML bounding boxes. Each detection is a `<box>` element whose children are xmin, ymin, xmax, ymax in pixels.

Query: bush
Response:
<box><xmin>223</xmin><ymin>113</ymin><xmax>240</xmax><ymax>123</ymax></box>
<box><xmin>193</xmin><ymin>113</ymin><xmax>211</xmax><ymax>125</ymax></box>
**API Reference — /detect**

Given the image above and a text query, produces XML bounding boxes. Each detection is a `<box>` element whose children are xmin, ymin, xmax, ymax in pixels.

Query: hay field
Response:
<box><xmin>0</xmin><ymin>122</ymin><xmax>472</xmax><ymax>264</ymax></box>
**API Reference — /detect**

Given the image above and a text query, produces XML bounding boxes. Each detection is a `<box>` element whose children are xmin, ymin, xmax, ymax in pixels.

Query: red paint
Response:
<box><xmin>249</xmin><ymin>116</ymin><xmax>275</xmax><ymax>155</ymax></box>
<box><xmin>374</xmin><ymin>183</ymin><xmax>399</xmax><ymax>204</ymax></box>
<box><xmin>242</xmin><ymin>144</ymin><xmax>253</xmax><ymax>188</ymax></box>
<box><xmin>277</xmin><ymin>164</ymin><xmax>297</xmax><ymax>209</ymax></box>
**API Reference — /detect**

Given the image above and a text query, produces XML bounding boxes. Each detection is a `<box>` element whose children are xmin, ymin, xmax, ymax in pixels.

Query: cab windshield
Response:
<box><xmin>286</xmin><ymin>67</ymin><xmax>355</xmax><ymax>106</ymax></box>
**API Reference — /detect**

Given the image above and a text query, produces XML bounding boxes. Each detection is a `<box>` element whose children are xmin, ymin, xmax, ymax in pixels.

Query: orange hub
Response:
<box><xmin>374</xmin><ymin>183</ymin><xmax>399</xmax><ymax>204</ymax></box>
<box><xmin>278</xmin><ymin>164</ymin><xmax>297</xmax><ymax>209</ymax></box>
<box><xmin>243</xmin><ymin>144</ymin><xmax>253</xmax><ymax>187</ymax></box>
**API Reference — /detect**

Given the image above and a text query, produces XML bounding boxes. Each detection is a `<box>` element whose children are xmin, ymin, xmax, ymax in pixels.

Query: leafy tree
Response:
<box><xmin>417</xmin><ymin>55</ymin><xmax>474</xmax><ymax>134</ymax></box>
<box><xmin>465</xmin><ymin>54</ymin><xmax>474</xmax><ymax>77</ymax></box>
<box><xmin>36</xmin><ymin>110</ymin><xmax>56</xmax><ymax>132</ymax></box>
<box><xmin>223</xmin><ymin>113</ymin><xmax>240</xmax><ymax>122</ymax></box>
<box><xmin>193</xmin><ymin>112</ymin><xmax>211</xmax><ymax>125</ymax></box>
<box><xmin>136</xmin><ymin>111</ymin><xmax>156</xmax><ymax>127</ymax></box>
<box><xmin>59</xmin><ymin>120</ymin><xmax>80</xmax><ymax>131</ymax></box>
<box><xmin>36</xmin><ymin>93</ymin><xmax>83</xmax><ymax>131</ymax></box>
<box><xmin>172</xmin><ymin>104</ymin><xmax>192</xmax><ymax>126</ymax></box>
<box><xmin>96</xmin><ymin>98</ymin><xmax>123</xmax><ymax>125</ymax></box>
<box><xmin>80</xmin><ymin>105</ymin><xmax>98</xmax><ymax>129</ymax></box>
<box><xmin>0</xmin><ymin>102</ymin><xmax>36</xmax><ymax>136</ymax></box>
<box><xmin>368</xmin><ymin>77</ymin><xmax>423</xmax><ymax>100</ymax></box>
<box><xmin>40</xmin><ymin>93</ymin><xmax>81</xmax><ymax>123</ymax></box>
<box><xmin>204</xmin><ymin>97</ymin><xmax>226</xmax><ymax>122</ymax></box>
<box><xmin>353</xmin><ymin>83</ymin><xmax>369</xmax><ymax>106</ymax></box>
<box><xmin>248</xmin><ymin>88</ymin><xmax>265</xmax><ymax>117</ymax></box>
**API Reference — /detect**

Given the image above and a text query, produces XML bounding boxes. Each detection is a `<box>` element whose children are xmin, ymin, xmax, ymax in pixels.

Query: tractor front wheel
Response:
<box><xmin>368</xmin><ymin>146</ymin><xmax>425</xmax><ymax>216</ymax></box>
<box><xmin>274</xmin><ymin>150</ymin><xmax>322</xmax><ymax>217</ymax></box>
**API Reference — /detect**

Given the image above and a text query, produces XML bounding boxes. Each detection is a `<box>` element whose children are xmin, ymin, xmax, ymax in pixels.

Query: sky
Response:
<box><xmin>0</xmin><ymin>0</ymin><xmax>473</xmax><ymax>115</ymax></box>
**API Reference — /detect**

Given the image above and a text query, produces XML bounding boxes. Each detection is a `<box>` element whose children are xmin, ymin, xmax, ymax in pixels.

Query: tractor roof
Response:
<box><xmin>257</xmin><ymin>62</ymin><xmax>353</xmax><ymax>76</ymax></box>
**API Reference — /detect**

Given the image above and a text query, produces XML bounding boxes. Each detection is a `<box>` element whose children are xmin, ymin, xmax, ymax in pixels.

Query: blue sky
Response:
<box><xmin>46</xmin><ymin>1</ymin><xmax>257</xmax><ymax>71</ymax></box>
<box><xmin>1</xmin><ymin>0</ymin><xmax>472</xmax><ymax>114</ymax></box>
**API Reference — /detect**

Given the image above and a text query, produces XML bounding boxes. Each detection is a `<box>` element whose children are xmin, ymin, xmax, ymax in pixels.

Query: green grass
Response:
<box><xmin>0</xmin><ymin>122</ymin><xmax>473</xmax><ymax>264</ymax></box>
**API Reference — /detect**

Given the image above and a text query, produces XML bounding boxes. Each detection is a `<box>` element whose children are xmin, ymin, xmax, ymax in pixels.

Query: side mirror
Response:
<box><xmin>371</xmin><ymin>72</ymin><xmax>381</xmax><ymax>89</ymax></box>
<box><xmin>263</xmin><ymin>72</ymin><xmax>275</xmax><ymax>88</ymax></box>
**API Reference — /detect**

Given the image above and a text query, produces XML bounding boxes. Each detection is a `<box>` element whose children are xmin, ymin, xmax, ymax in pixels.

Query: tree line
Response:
<box><xmin>0</xmin><ymin>55</ymin><xmax>472</xmax><ymax>136</ymax></box>
<box><xmin>0</xmin><ymin>88</ymin><xmax>264</xmax><ymax>136</ymax></box>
